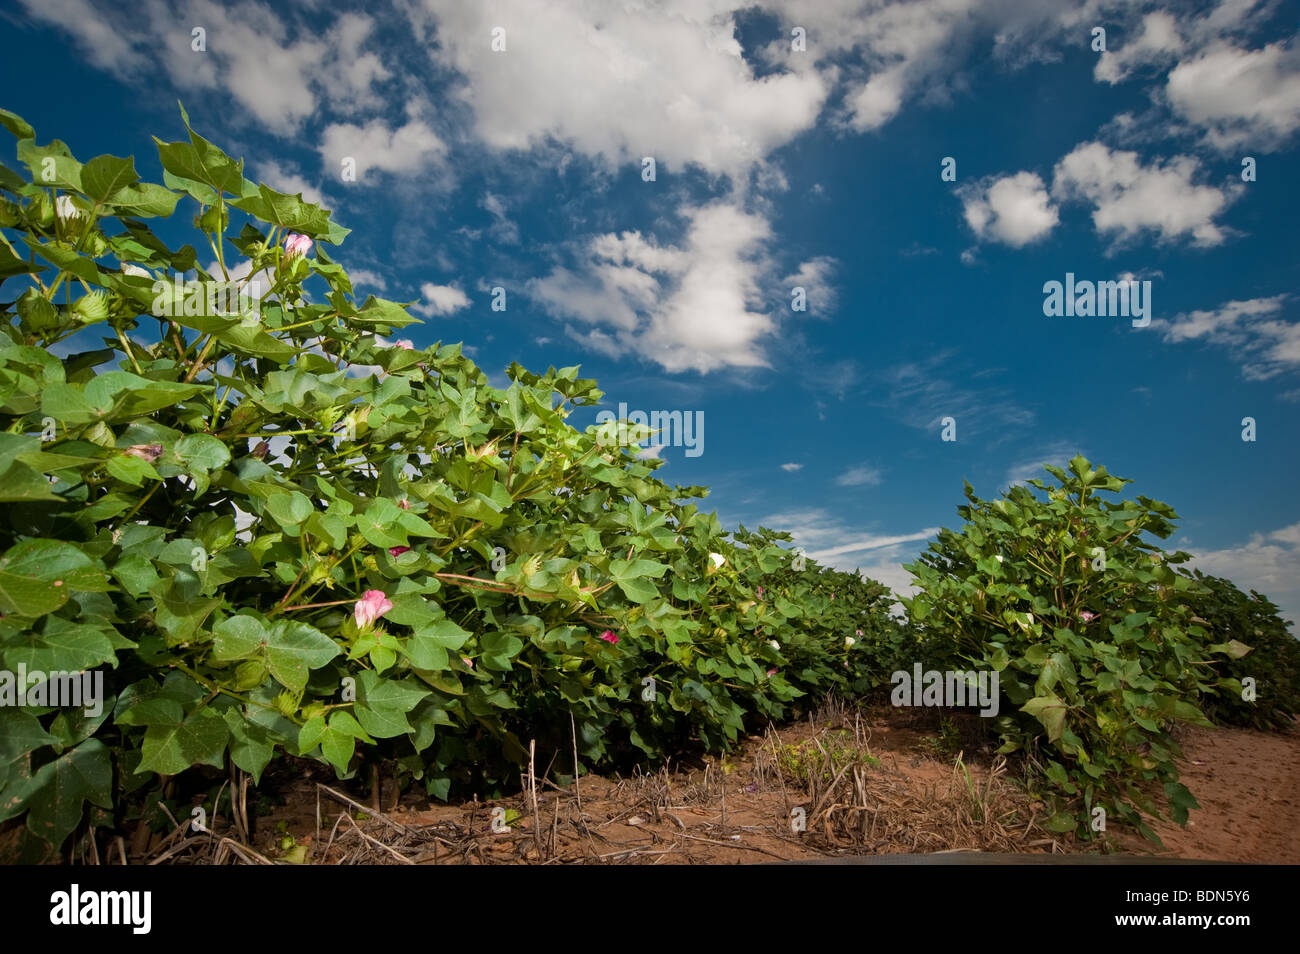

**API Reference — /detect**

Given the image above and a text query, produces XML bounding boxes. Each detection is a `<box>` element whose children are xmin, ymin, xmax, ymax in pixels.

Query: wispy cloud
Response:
<box><xmin>870</xmin><ymin>353</ymin><xmax>1034</xmax><ymax>443</ymax></box>
<box><xmin>835</xmin><ymin>464</ymin><xmax>883</xmax><ymax>487</ymax></box>
<box><xmin>1003</xmin><ymin>440</ymin><xmax>1085</xmax><ymax>488</ymax></box>
<box><xmin>1147</xmin><ymin>295</ymin><xmax>1297</xmax><ymax>381</ymax></box>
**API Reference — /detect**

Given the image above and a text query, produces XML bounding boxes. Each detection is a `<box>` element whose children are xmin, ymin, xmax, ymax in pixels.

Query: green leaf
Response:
<box><xmin>80</xmin><ymin>154</ymin><xmax>138</xmax><ymax>202</ymax></box>
<box><xmin>230</xmin><ymin>183</ymin><xmax>332</xmax><ymax>234</ymax></box>
<box><xmin>1021</xmin><ymin>694</ymin><xmax>1068</xmax><ymax>743</ymax></box>
<box><xmin>153</xmin><ymin>126</ymin><xmax>243</xmax><ymax>195</ymax></box>
<box><xmin>0</xmin><ymin>709</ymin><xmax>58</xmax><ymax>764</ymax></box>
<box><xmin>616</xmin><ymin>576</ymin><xmax>660</xmax><ymax>603</ymax></box>
<box><xmin>23</xmin><ymin>739</ymin><xmax>112</xmax><ymax>847</ymax></box>
<box><xmin>16</xmin><ymin>138</ymin><xmax>81</xmax><ymax>191</ymax></box>
<box><xmin>264</xmin><ymin>621</ymin><xmax>339</xmax><ymax>694</ymax></box>
<box><xmin>0</xmin><ymin>540</ymin><xmax>109</xmax><ymax>617</ymax></box>
<box><xmin>136</xmin><ymin>706</ymin><xmax>229</xmax><ymax>776</ymax></box>
<box><xmin>0</xmin><ymin>108</ymin><xmax>35</xmax><ymax>140</ymax></box>
<box><xmin>0</xmin><ymin>461</ymin><xmax>62</xmax><ymax>503</ymax></box>
<box><xmin>223</xmin><ymin>709</ymin><xmax>276</xmax><ymax>784</ymax></box>
<box><xmin>357</xmin><ymin>498</ymin><xmax>407</xmax><ymax>548</ymax></box>
<box><xmin>212</xmin><ymin>614</ymin><xmax>267</xmax><ymax>660</ymax></box>
<box><xmin>266</xmin><ymin>490</ymin><xmax>313</xmax><ymax>527</ymax></box>
<box><xmin>107</xmin><ymin>182</ymin><xmax>180</xmax><ymax>218</ymax></box>
<box><xmin>106</xmin><ymin>452</ymin><xmax>159</xmax><ymax>486</ymax></box>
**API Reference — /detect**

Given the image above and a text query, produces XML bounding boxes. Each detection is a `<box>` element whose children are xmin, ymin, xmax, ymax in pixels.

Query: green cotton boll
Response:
<box><xmin>72</xmin><ymin>290</ymin><xmax>110</xmax><ymax>323</ymax></box>
<box><xmin>85</xmin><ymin>231</ymin><xmax>110</xmax><ymax>257</ymax></box>
<box><xmin>28</xmin><ymin>191</ymin><xmax>54</xmax><ymax>227</ymax></box>
<box><xmin>16</xmin><ymin>287</ymin><xmax>60</xmax><ymax>334</ymax></box>
<box><xmin>0</xmin><ymin>197</ymin><xmax>19</xmax><ymax>228</ymax></box>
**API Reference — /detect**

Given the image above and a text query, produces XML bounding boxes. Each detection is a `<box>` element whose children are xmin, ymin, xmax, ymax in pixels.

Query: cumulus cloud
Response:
<box><xmin>256</xmin><ymin>159</ymin><xmax>325</xmax><ymax>207</ymax></box>
<box><xmin>1051</xmin><ymin>141</ymin><xmax>1237</xmax><ymax>247</ymax></box>
<box><xmin>1094</xmin><ymin>11</ymin><xmax>1184</xmax><ymax>85</ymax></box>
<box><xmin>1186</xmin><ymin>521</ymin><xmax>1300</xmax><ymax>629</ymax></box>
<box><xmin>528</xmin><ymin>201</ymin><xmax>777</xmax><ymax>373</ymax></box>
<box><xmin>1166</xmin><ymin>41</ymin><xmax>1300</xmax><ymax>151</ymax></box>
<box><xmin>413</xmin><ymin>283</ymin><xmax>471</xmax><ymax>317</ymax></box>
<box><xmin>18</xmin><ymin>1</ymin><xmax>394</xmax><ymax>134</ymax></box>
<box><xmin>417</xmin><ymin>0</ymin><xmax>828</xmax><ymax>181</ymax></box>
<box><xmin>317</xmin><ymin>119</ymin><xmax>447</xmax><ymax>181</ymax></box>
<box><xmin>781</xmin><ymin>462</ymin><xmax>803</xmax><ymax>472</ymax></box>
<box><xmin>958</xmin><ymin>171</ymin><xmax>1058</xmax><ymax>247</ymax></box>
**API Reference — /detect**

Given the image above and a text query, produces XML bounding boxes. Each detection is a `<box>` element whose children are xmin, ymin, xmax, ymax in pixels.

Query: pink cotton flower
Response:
<box><xmin>855</xmin><ymin>629</ymin><xmax>863</xmax><ymax>637</ymax></box>
<box><xmin>599</xmin><ymin>630</ymin><xmax>619</xmax><ymax>644</ymax></box>
<box><xmin>462</xmin><ymin>656</ymin><xmax>474</xmax><ymax>668</ymax></box>
<box><xmin>354</xmin><ymin>589</ymin><xmax>393</xmax><ymax>629</ymax></box>
<box><xmin>767</xmin><ymin>668</ymin><xmax>778</xmax><ymax>677</ymax></box>
<box><xmin>389</xmin><ymin>546</ymin><xmax>411</xmax><ymax>558</ymax></box>
<box><xmin>756</xmin><ymin>587</ymin><xmax>764</xmax><ymax>598</ymax></box>
<box><xmin>1079</xmin><ymin>611</ymin><xmax>1097</xmax><ymax>623</ymax></box>
<box><xmin>397</xmin><ymin>498</ymin><xmax>411</xmax><ymax>510</ymax></box>
<box><xmin>284</xmin><ymin>233</ymin><xmax>313</xmax><ymax>259</ymax></box>
<box><xmin>394</xmin><ymin>339</ymin><xmax>414</xmax><ymax>350</ymax></box>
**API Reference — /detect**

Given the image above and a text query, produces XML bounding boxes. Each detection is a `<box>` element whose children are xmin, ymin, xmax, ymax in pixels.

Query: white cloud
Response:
<box><xmin>413</xmin><ymin>283</ymin><xmax>471</xmax><ymax>317</ymax></box>
<box><xmin>1149</xmin><ymin>295</ymin><xmax>1298</xmax><ymax>381</ymax></box>
<box><xmin>529</xmin><ymin>200</ymin><xmax>777</xmax><ymax>373</ymax></box>
<box><xmin>347</xmin><ymin>269</ymin><xmax>388</xmax><ymax>292</ymax></box>
<box><xmin>256</xmin><ymin>159</ymin><xmax>325</xmax><ymax>207</ymax></box>
<box><xmin>1166</xmin><ymin>41</ymin><xmax>1300</xmax><ymax>151</ymax></box>
<box><xmin>1094</xmin><ymin>11</ymin><xmax>1184</xmax><ymax>85</ymax></box>
<box><xmin>1051</xmin><ymin>141</ymin><xmax>1237</xmax><ymax>248</ymax></box>
<box><xmin>317</xmin><ymin>119</ymin><xmax>446</xmax><ymax>180</ymax></box>
<box><xmin>847</xmin><ymin>65</ymin><xmax>908</xmax><ymax>131</ymax></box>
<box><xmin>781</xmin><ymin>462</ymin><xmax>803</xmax><ymax>472</ymax></box>
<box><xmin>317</xmin><ymin>12</ymin><xmax>392</xmax><ymax>114</ymax></box>
<box><xmin>782</xmin><ymin>256</ymin><xmax>838</xmax><ymax>316</ymax></box>
<box><xmin>1003</xmin><ymin>441</ymin><xmax>1085</xmax><ymax>489</ymax></box>
<box><xmin>481</xmin><ymin>193</ymin><xmax>521</xmax><ymax>245</ymax></box>
<box><xmin>874</xmin><ymin>354</ymin><xmax>1033</xmax><ymax>439</ymax></box>
<box><xmin>835</xmin><ymin>464</ymin><xmax>883</xmax><ymax>487</ymax></box>
<box><xmin>417</xmin><ymin>0</ymin><xmax>827</xmax><ymax>181</ymax></box>
<box><xmin>959</xmin><ymin>171</ymin><xmax>1058</xmax><ymax>247</ymax></box>
<box><xmin>759</xmin><ymin>506</ymin><xmax>939</xmax><ymax>607</ymax></box>
<box><xmin>20</xmin><ymin>2</ymin><xmax>394</xmax><ymax>135</ymax></box>
<box><xmin>18</xmin><ymin>0</ymin><xmax>141</xmax><ymax>73</ymax></box>
<box><xmin>1187</xmin><ymin>521</ymin><xmax>1300</xmax><ymax>629</ymax></box>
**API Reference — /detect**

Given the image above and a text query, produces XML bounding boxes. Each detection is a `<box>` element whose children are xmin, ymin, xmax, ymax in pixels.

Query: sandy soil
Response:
<box><xmin>227</xmin><ymin>705</ymin><xmax>1299</xmax><ymax>865</ymax></box>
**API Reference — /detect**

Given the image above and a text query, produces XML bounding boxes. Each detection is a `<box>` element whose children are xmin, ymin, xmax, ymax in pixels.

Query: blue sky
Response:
<box><xmin>4</xmin><ymin>0</ymin><xmax>1299</xmax><ymax>625</ymax></box>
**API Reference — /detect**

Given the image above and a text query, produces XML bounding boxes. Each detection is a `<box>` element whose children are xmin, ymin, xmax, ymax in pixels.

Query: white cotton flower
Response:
<box><xmin>709</xmin><ymin>553</ymin><xmax>726</xmax><ymax>569</ymax></box>
<box><xmin>55</xmin><ymin>195</ymin><xmax>81</xmax><ymax>222</ymax></box>
<box><xmin>121</xmin><ymin>263</ymin><xmax>150</xmax><ymax>278</ymax></box>
<box><xmin>769</xmin><ymin>640</ymin><xmax>780</xmax><ymax>651</ymax></box>
<box><xmin>994</xmin><ymin>554</ymin><xmax>1003</xmax><ymax>563</ymax></box>
<box><xmin>845</xmin><ymin>636</ymin><xmax>856</xmax><ymax>649</ymax></box>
